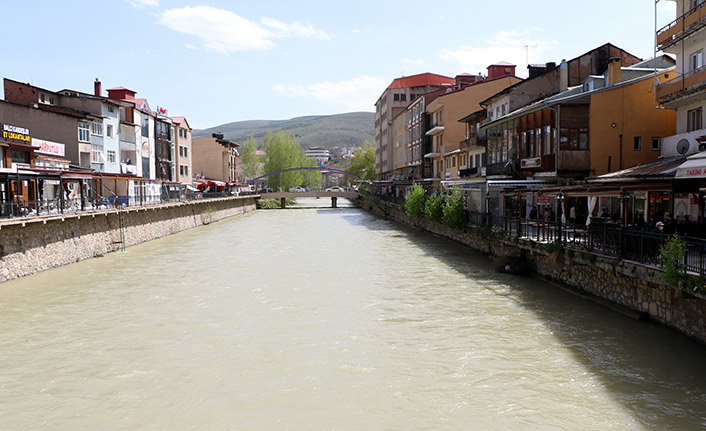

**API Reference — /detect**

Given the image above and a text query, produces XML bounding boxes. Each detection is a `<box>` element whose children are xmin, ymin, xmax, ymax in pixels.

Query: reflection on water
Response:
<box><xmin>0</xmin><ymin>197</ymin><xmax>705</xmax><ymax>430</ymax></box>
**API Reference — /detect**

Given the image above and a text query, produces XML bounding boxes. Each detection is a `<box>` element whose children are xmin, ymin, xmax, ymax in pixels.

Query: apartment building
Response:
<box><xmin>192</xmin><ymin>133</ymin><xmax>240</xmax><ymax>183</ymax></box>
<box><xmin>374</xmin><ymin>73</ymin><xmax>455</xmax><ymax>179</ymax></box>
<box><xmin>172</xmin><ymin>117</ymin><xmax>193</xmax><ymax>184</ymax></box>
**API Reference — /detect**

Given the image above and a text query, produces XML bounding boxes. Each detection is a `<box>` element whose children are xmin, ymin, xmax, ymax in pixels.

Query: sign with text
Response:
<box><xmin>2</xmin><ymin>123</ymin><xmax>30</xmax><ymax>143</ymax></box>
<box><xmin>537</xmin><ymin>196</ymin><xmax>550</xmax><ymax>205</ymax></box>
<box><xmin>31</xmin><ymin>138</ymin><xmax>65</xmax><ymax>157</ymax></box>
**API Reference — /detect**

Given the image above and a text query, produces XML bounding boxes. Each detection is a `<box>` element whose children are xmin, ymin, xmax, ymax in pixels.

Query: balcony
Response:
<box><xmin>657</xmin><ymin>2</ymin><xmax>706</xmax><ymax>50</ymax></box>
<box><xmin>559</xmin><ymin>149</ymin><xmax>589</xmax><ymax>172</ymax></box>
<box><xmin>459</xmin><ymin>167</ymin><xmax>478</xmax><ymax>177</ymax></box>
<box><xmin>459</xmin><ymin>134</ymin><xmax>487</xmax><ymax>149</ymax></box>
<box><xmin>656</xmin><ymin>66</ymin><xmax>706</xmax><ymax>105</ymax></box>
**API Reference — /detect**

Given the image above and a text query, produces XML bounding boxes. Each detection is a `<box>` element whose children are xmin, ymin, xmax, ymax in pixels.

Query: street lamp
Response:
<box><xmin>485</xmin><ymin>190</ymin><xmax>491</xmax><ymax>226</ymax></box>
<box><xmin>557</xmin><ymin>192</ymin><xmax>564</xmax><ymax>243</ymax></box>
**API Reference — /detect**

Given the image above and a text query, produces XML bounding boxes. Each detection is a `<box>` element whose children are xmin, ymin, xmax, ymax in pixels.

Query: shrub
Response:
<box><xmin>424</xmin><ymin>194</ymin><xmax>444</xmax><ymax>222</ymax></box>
<box><xmin>405</xmin><ymin>183</ymin><xmax>427</xmax><ymax>218</ymax></box>
<box><xmin>660</xmin><ymin>233</ymin><xmax>687</xmax><ymax>286</ymax></box>
<box><xmin>442</xmin><ymin>189</ymin><xmax>466</xmax><ymax>229</ymax></box>
<box><xmin>545</xmin><ymin>241</ymin><xmax>564</xmax><ymax>254</ymax></box>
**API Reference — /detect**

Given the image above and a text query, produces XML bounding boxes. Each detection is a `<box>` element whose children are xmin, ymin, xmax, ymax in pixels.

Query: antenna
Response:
<box><xmin>524</xmin><ymin>44</ymin><xmax>537</xmax><ymax>66</ymax></box>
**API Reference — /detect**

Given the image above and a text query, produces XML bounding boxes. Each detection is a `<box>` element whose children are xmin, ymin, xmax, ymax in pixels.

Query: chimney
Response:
<box><xmin>559</xmin><ymin>59</ymin><xmax>568</xmax><ymax>91</ymax></box>
<box><xmin>606</xmin><ymin>57</ymin><xmax>622</xmax><ymax>86</ymax></box>
<box><xmin>94</xmin><ymin>78</ymin><xmax>101</xmax><ymax>97</ymax></box>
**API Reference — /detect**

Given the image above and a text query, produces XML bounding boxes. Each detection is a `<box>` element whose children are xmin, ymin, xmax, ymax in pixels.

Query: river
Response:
<box><xmin>1</xmin><ymin>197</ymin><xmax>705</xmax><ymax>430</ymax></box>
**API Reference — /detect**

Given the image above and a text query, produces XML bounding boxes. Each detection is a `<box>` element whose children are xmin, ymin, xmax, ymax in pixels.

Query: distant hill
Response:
<box><xmin>193</xmin><ymin>112</ymin><xmax>374</xmax><ymax>149</ymax></box>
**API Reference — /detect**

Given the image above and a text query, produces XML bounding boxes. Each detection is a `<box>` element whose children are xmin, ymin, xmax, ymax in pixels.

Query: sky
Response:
<box><xmin>2</xmin><ymin>0</ymin><xmax>677</xmax><ymax>130</ymax></box>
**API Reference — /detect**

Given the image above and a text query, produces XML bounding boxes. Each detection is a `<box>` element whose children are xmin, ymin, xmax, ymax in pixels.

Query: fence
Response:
<box><xmin>0</xmin><ymin>187</ymin><xmax>259</xmax><ymax>220</ymax></box>
<box><xmin>369</xmin><ymin>191</ymin><xmax>706</xmax><ymax>275</ymax></box>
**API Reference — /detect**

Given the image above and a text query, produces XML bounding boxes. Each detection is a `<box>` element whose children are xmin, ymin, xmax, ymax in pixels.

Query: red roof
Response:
<box><xmin>388</xmin><ymin>73</ymin><xmax>455</xmax><ymax>89</ymax></box>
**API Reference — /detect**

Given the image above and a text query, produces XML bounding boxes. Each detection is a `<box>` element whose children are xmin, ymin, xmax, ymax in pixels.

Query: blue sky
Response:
<box><xmin>3</xmin><ymin>0</ymin><xmax>676</xmax><ymax>129</ymax></box>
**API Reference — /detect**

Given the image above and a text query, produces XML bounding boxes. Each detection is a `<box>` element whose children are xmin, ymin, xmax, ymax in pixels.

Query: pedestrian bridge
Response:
<box><xmin>257</xmin><ymin>190</ymin><xmax>359</xmax><ymax>208</ymax></box>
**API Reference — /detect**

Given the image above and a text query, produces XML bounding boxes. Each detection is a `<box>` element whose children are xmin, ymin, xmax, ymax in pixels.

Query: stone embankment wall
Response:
<box><xmin>367</xmin><ymin>198</ymin><xmax>706</xmax><ymax>344</ymax></box>
<box><xmin>0</xmin><ymin>197</ymin><xmax>256</xmax><ymax>282</ymax></box>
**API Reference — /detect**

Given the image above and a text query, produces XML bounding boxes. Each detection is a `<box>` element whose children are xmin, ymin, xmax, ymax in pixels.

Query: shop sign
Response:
<box><xmin>537</xmin><ymin>196</ymin><xmax>550</xmax><ymax>205</ymax></box>
<box><xmin>2</xmin><ymin>123</ymin><xmax>30</xmax><ymax>143</ymax></box>
<box><xmin>31</xmin><ymin>138</ymin><xmax>65</xmax><ymax>157</ymax></box>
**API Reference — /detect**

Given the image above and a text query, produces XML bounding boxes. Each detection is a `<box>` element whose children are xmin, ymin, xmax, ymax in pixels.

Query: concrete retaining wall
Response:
<box><xmin>0</xmin><ymin>197</ymin><xmax>256</xmax><ymax>282</ymax></box>
<box><xmin>367</xmin><ymin>198</ymin><xmax>706</xmax><ymax>344</ymax></box>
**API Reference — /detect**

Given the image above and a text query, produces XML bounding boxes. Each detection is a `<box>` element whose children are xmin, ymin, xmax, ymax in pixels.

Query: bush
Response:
<box><xmin>424</xmin><ymin>194</ymin><xmax>444</xmax><ymax>222</ymax></box>
<box><xmin>405</xmin><ymin>184</ymin><xmax>427</xmax><ymax>217</ymax></box>
<box><xmin>660</xmin><ymin>233</ymin><xmax>687</xmax><ymax>286</ymax></box>
<box><xmin>545</xmin><ymin>241</ymin><xmax>564</xmax><ymax>254</ymax></box>
<box><xmin>442</xmin><ymin>190</ymin><xmax>466</xmax><ymax>229</ymax></box>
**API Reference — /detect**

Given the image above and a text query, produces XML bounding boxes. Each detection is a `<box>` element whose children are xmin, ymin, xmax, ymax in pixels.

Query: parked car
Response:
<box><xmin>325</xmin><ymin>186</ymin><xmax>345</xmax><ymax>192</ymax></box>
<box><xmin>289</xmin><ymin>187</ymin><xmax>306</xmax><ymax>192</ymax></box>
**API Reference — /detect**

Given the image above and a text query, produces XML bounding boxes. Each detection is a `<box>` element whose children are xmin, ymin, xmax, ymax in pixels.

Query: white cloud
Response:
<box><xmin>260</xmin><ymin>17</ymin><xmax>331</xmax><ymax>40</ymax></box>
<box><xmin>159</xmin><ymin>6</ymin><xmax>274</xmax><ymax>52</ymax></box>
<box><xmin>159</xmin><ymin>6</ymin><xmax>329</xmax><ymax>53</ymax></box>
<box><xmin>438</xmin><ymin>30</ymin><xmax>558</xmax><ymax>77</ymax></box>
<box><xmin>273</xmin><ymin>76</ymin><xmax>386</xmax><ymax>111</ymax></box>
<box><xmin>127</xmin><ymin>0</ymin><xmax>158</xmax><ymax>8</ymax></box>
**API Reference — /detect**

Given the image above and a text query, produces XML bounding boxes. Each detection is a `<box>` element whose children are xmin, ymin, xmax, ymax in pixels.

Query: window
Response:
<box><xmin>633</xmin><ymin>136</ymin><xmax>642</xmax><ymax>151</ymax></box>
<box><xmin>49</xmin><ymin>97</ymin><xmax>55</xmax><ymax>105</ymax></box>
<box><xmin>692</xmin><ymin>50</ymin><xmax>704</xmax><ymax>72</ymax></box>
<box><xmin>40</xmin><ymin>93</ymin><xmax>45</xmax><ymax>103</ymax></box>
<box><xmin>108</xmin><ymin>105</ymin><xmax>114</xmax><ymax>113</ymax></box>
<box><xmin>107</xmin><ymin>124</ymin><xmax>114</xmax><ymax>138</ymax></box>
<box><xmin>394</xmin><ymin>93</ymin><xmax>400</xmax><ymax>101</ymax></box>
<box><xmin>91</xmin><ymin>145</ymin><xmax>103</xmax><ymax>163</ymax></box>
<box><xmin>579</xmin><ymin>129</ymin><xmax>588</xmax><ymax>149</ymax></box>
<box><xmin>107</xmin><ymin>150</ymin><xmax>116</xmax><ymax>163</ymax></box>
<box><xmin>544</xmin><ymin>126</ymin><xmax>551</xmax><ymax>155</ymax></box>
<box><xmin>11</xmin><ymin>150</ymin><xmax>30</xmax><ymax>164</ymax></box>
<box><xmin>652</xmin><ymin>137</ymin><xmax>662</xmax><ymax>151</ymax></box>
<box><xmin>78</xmin><ymin>122</ymin><xmax>90</xmax><ymax>142</ymax></box>
<box><xmin>91</xmin><ymin>122</ymin><xmax>103</xmax><ymax>136</ymax></box>
<box><xmin>400</xmin><ymin>94</ymin><xmax>406</xmax><ymax>102</ymax></box>
<box><xmin>688</xmin><ymin>108</ymin><xmax>703</xmax><ymax>132</ymax></box>
<box><xmin>141</xmin><ymin>115</ymin><xmax>149</xmax><ymax>138</ymax></box>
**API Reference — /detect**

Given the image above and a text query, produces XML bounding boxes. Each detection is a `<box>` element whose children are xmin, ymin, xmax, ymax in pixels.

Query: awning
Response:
<box><xmin>423</xmin><ymin>152</ymin><xmax>440</xmax><ymax>158</ymax></box>
<box><xmin>675</xmin><ymin>154</ymin><xmax>706</xmax><ymax>178</ymax></box>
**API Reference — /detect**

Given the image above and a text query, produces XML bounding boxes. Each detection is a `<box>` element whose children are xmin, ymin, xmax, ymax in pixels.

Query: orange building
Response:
<box><xmin>426</xmin><ymin>66</ymin><xmax>522</xmax><ymax>181</ymax></box>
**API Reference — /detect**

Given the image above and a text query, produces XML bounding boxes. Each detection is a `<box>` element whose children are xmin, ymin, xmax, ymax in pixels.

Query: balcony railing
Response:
<box><xmin>459</xmin><ymin>135</ymin><xmax>487</xmax><ymax>149</ymax></box>
<box><xmin>656</xmin><ymin>66</ymin><xmax>706</xmax><ymax>104</ymax></box>
<box><xmin>657</xmin><ymin>2</ymin><xmax>706</xmax><ymax>50</ymax></box>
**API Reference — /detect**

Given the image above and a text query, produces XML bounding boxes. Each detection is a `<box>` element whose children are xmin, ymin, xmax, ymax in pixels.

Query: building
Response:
<box><xmin>425</xmin><ymin>67</ymin><xmax>522</xmax><ymax>182</ymax></box>
<box><xmin>304</xmin><ymin>147</ymin><xmax>329</xmax><ymax>166</ymax></box>
<box><xmin>172</xmin><ymin>117</ymin><xmax>193</xmax><ymax>184</ymax></box>
<box><xmin>192</xmin><ymin>133</ymin><xmax>240</xmax><ymax>183</ymax></box>
<box><xmin>374</xmin><ymin>73</ymin><xmax>456</xmax><ymax>179</ymax></box>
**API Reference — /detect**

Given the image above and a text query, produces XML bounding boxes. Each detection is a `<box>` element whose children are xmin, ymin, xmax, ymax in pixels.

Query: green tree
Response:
<box><xmin>263</xmin><ymin>131</ymin><xmax>307</xmax><ymax>191</ymax></box>
<box><xmin>660</xmin><ymin>233</ymin><xmax>688</xmax><ymax>286</ymax></box>
<box><xmin>405</xmin><ymin>183</ymin><xmax>426</xmax><ymax>217</ymax></box>
<box><xmin>424</xmin><ymin>194</ymin><xmax>444</xmax><ymax>222</ymax></box>
<box><xmin>240</xmin><ymin>136</ymin><xmax>260</xmax><ymax>180</ymax></box>
<box><xmin>442</xmin><ymin>189</ymin><xmax>466</xmax><ymax>229</ymax></box>
<box><xmin>346</xmin><ymin>141</ymin><xmax>376</xmax><ymax>184</ymax></box>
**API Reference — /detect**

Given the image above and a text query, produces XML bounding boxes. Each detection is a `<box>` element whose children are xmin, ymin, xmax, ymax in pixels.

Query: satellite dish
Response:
<box><xmin>677</xmin><ymin>139</ymin><xmax>690</xmax><ymax>155</ymax></box>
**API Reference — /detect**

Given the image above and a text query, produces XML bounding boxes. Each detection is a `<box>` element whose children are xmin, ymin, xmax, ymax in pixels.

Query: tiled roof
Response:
<box><xmin>388</xmin><ymin>73</ymin><xmax>455</xmax><ymax>89</ymax></box>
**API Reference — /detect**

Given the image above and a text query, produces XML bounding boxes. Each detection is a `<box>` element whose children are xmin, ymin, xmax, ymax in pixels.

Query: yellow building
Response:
<box><xmin>426</xmin><ymin>70</ymin><xmax>522</xmax><ymax>181</ymax></box>
<box><xmin>192</xmin><ymin>133</ymin><xmax>240</xmax><ymax>183</ymax></box>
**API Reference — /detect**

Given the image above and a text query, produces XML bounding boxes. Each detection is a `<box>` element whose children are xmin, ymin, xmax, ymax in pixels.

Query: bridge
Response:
<box><xmin>258</xmin><ymin>190</ymin><xmax>359</xmax><ymax>208</ymax></box>
<box><xmin>249</xmin><ymin>167</ymin><xmax>363</xmax><ymax>208</ymax></box>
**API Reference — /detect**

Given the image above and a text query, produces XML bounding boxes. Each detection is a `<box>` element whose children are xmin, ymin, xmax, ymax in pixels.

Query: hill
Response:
<box><xmin>193</xmin><ymin>112</ymin><xmax>374</xmax><ymax>149</ymax></box>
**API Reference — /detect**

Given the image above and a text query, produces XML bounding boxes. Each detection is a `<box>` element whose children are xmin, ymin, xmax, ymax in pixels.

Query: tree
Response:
<box><xmin>405</xmin><ymin>183</ymin><xmax>426</xmax><ymax>217</ymax></box>
<box><xmin>240</xmin><ymin>136</ymin><xmax>260</xmax><ymax>180</ymax></box>
<box><xmin>263</xmin><ymin>130</ymin><xmax>316</xmax><ymax>191</ymax></box>
<box><xmin>346</xmin><ymin>141</ymin><xmax>376</xmax><ymax>184</ymax></box>
<box><xmin>442</xmin><ymin>189</ymin><xmax>466</xmax><ymax>229</ymax></box>
<box><xmin>425</xmin><ymin>194</ymin><xmax>444</xmax><ymax>222</ymax></box>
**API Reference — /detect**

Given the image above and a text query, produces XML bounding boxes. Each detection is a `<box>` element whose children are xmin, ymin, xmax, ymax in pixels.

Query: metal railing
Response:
<box><xmin>0</xmin><ymin>187</ymin><xmax>259</xmax><ymax>221</ymax></box>
<box><xmin>370</xmin><ymin>191</ymin><xmax>706</xmax><ymax>275</ymax></box>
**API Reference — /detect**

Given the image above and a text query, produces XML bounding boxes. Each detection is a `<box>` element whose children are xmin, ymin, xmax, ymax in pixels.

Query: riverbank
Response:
<box><xmin>0</xmin><ymin>196</ymin><xmax>257</xmax><ymax>282</ymax></box>
<box><xmin>364</xmin><ymin>197</ymin><xmax>706</xmax><ymax>344</ymax></box>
